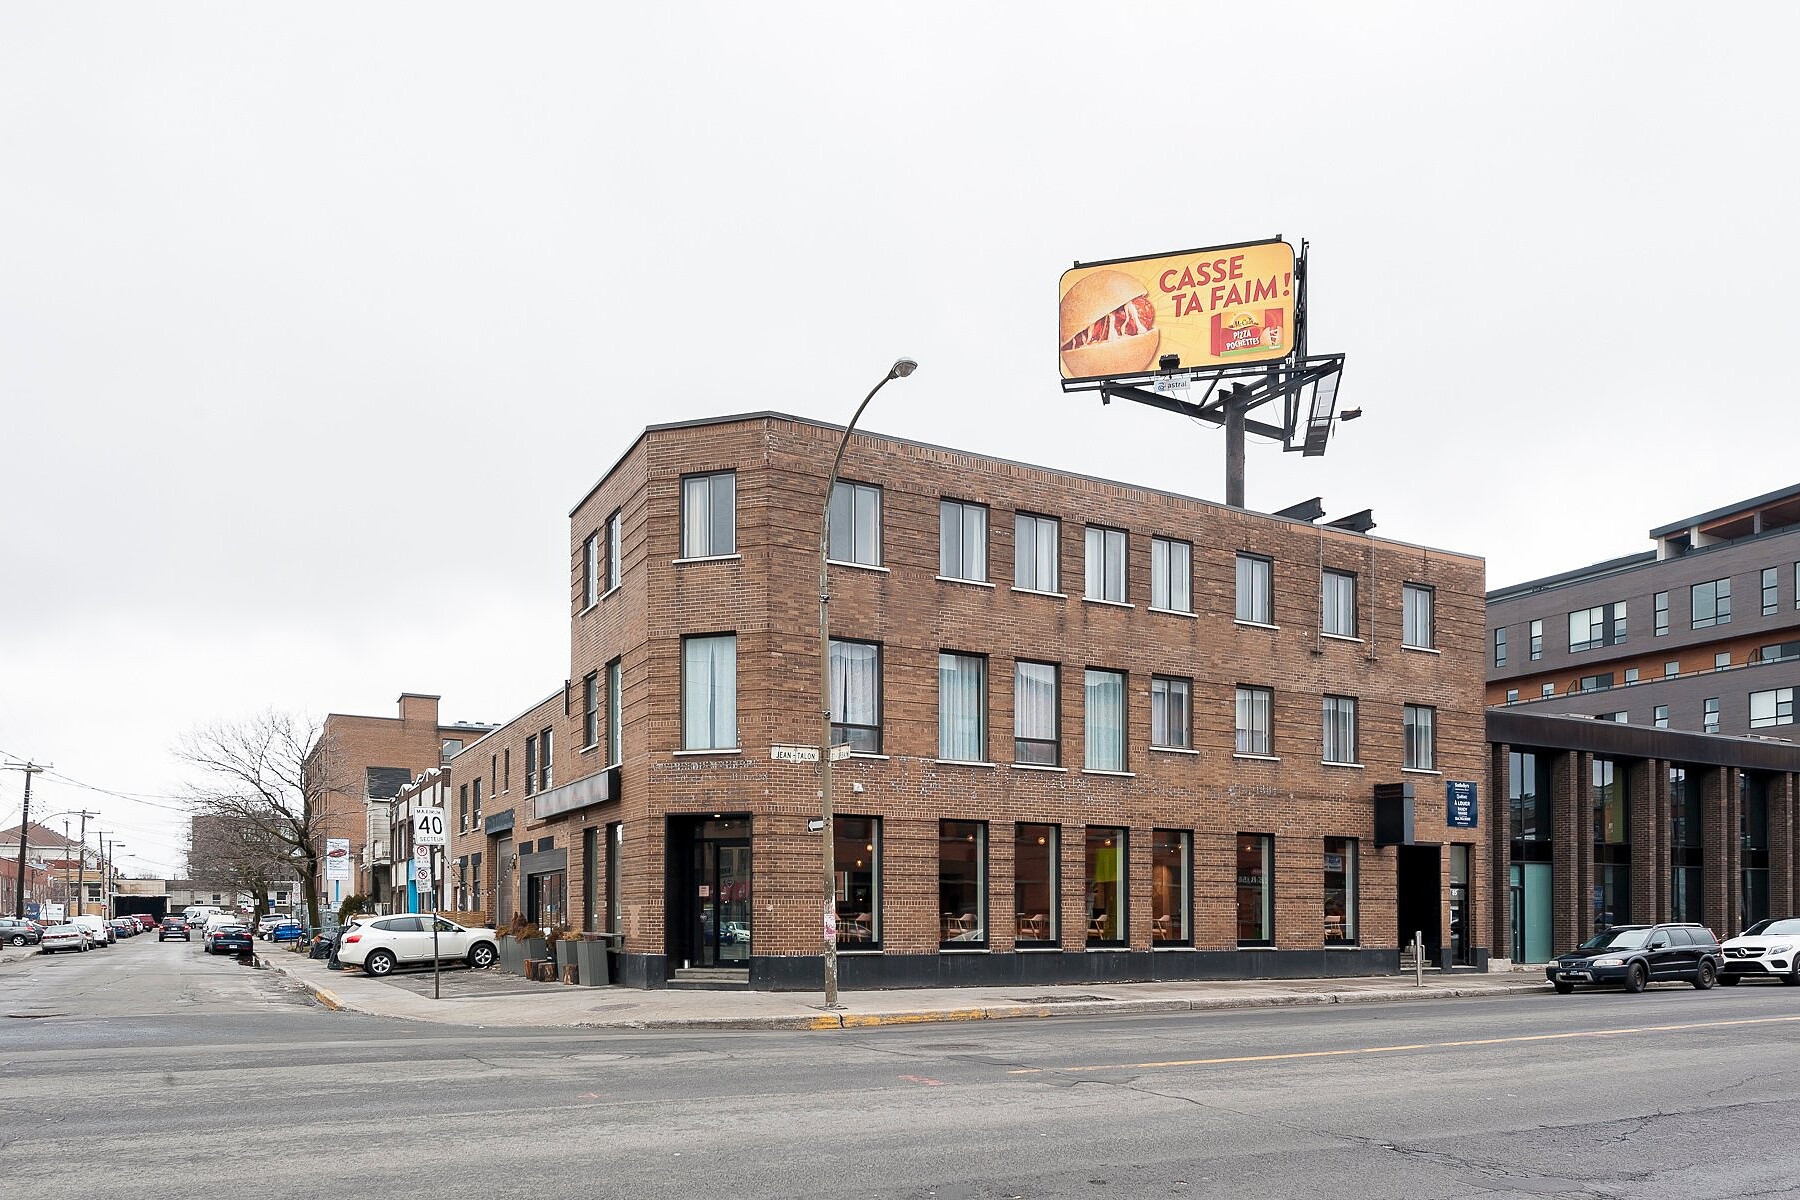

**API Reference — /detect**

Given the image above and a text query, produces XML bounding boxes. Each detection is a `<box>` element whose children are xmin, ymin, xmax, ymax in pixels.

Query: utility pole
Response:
<box><xmin>5</xmin><ymin>761</ymin><xmax>50</xmax><ymax>919</ymax></box>
<box><xmin>71</xmin><ymin>811</ymin><xmax>96</xmax><ymax>917</ymax></box>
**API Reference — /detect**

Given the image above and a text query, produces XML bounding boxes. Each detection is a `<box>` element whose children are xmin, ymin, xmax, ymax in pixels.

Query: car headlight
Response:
<box><xmin>1592</xmin><ymin>956</ymin><xmax>1625</xmax><ymax>967</ymax></box>
<box><xmin>1766</xmin><ymin>944</ymin><xmax>1793</xmax><ymax>956</ymax></box>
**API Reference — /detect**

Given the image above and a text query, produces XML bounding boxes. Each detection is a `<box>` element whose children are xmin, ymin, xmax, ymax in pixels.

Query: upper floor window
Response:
<box><xmin>1569</xmin><ymin>602</ymin><xmax>1626</xmax><ymax>652</ymax></box>
<box><xmin>1236</xmin><ymin>553</ymin><xmax>1273</xmax><ymax>624</ymax></box>
<box><xmin>605</xmin><ymin>510</ymin><xmax>622</xmax><ymax>592</ymax></box>
<box><xmin>1751</xmin><ymin>687</ymin><xmax>1795</xmax><ymax>729</ymax></box>
<box><xmin>1235</xmin><ymin>685</ymin><xmax>1273</xmax><ymax>756</ymax></box>
<box><xmin>828</xmin><ymin>481</ymin><xmax>882</xmax><ymax>566</ymax></box>
<box><xmin>1322</xmin><ymin>695</ymin><xmax>1358</xmax><ymax>764</ymax></box>
<box><xmin>680</xmin><ymin>471</ymin><xmax>736</xmax><ymax>558</ymax></box>
<box><xmin>1013</xmin><ymin>660</ymin><xmax>1059</xmax><ymax>766</ymax></box>
<box><xmin>1150</xmin><ymin>676</ymin><xmax>1190</xmax><ymax>751</ymax></box>
<box><xmin>582</xmin><ymin>532</ymin><xmax>600</xmax><ymax>608</ymax></box>
<box><xmin>829</xmin><ymin>639</ymin><xmax>882</xmax><ymax>754</ymax></box>
<box><xmin>582</xmin><ymin>672</ymin><xmax>599</xmax><ymax>748</ymax></box>
<box><xmin>938</xmin><ymin>652</ymin><xmax>988</xmax><ymax>762</ymax></box>
<box><xmin>1084</xmin><ymin>526</ymin><xmax>1127</xmax><ymax>604</ymax></box>
<box><xmin>1322</xmin><ymin>569</ymin><xmax>1357</xmax><ymax>637</ymax></box>
<box><xmin>682</xmin><ymin>634</ymin><xmax>737</xmax><ymax>751</ymax></box>
<box><xmin>1493</xmin><ymin>627</ymin><xmax>1508</xmax><ymax>667</ymax></box>
<box><xmin>440</xmin><ymin>739</ymin><xmax>462</xmax><ymax>766</ymax></box>
<box><xmin>1653</xmin><ymin>704</ymin><xmax>1670</xmax><ymax>728</ymax></box>
<box><xmin>1403</xmin><ymin>584</ymin><xmax>1435</xmax><ymax>649</ymax></box>
<box><xmin>1763</xmin><ymin>567</ymin><xmax>1779</xmax><ymax>616</ymax></box>
<box><xmin>472</xmin><ymin>777</ymin><xmax>482</xmax><ymax>826</ymax></box>
<box><xmin>606</xmin><ymin>658</ymin><xmax>623</xmax><ymax>766</ymax></box>
<box><xmin>1014</xmin><ymin>513</ymin><xmax>1060</xmax><ymax>593</ymax></box>
<box><xmin>1654</xmin><ymin>591</ymin><xmax>1669</xmax><ymax>636</ymax></box>
<box><xmin>1692</xmin><ymin>577</ymin><xmax>1731</xmax><ymax>629</ymax></box>
<box><xmin>1703</xmin><ymin>696</ymin><xmax>1721</xmax><ymax>734</ymax></box>
<box><xmin>1151</xmin><ymin>537</ymin><xmax>1191</xmax><ymax>613</ymax></box>
<box><xmin>1529</xmin><ymin>619</ymin><xmax>1543</xmax><ymax>660</ymax></box>
<box><xmin>939</xmin><ymin>500</ymin><xmax>988</xmax><ymax>583</ymax></box>
<box><xmin>537</xmin><ymin>728</ymin><xmax>553</xmax><ymax>791</ymax></box>
<box><xmin>1403</xmin><ymin>705</ymin><xmax>1436</xmax><ymax>771</ymax></box>
<box><xmin>1083</xmin><ymin>668</ymin><xmax>1127</xmax><ymax>771</ymax></box>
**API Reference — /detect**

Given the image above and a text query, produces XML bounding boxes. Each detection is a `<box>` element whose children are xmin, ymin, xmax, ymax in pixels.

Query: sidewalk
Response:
<box><xmin>256</xmin><ymin>946</ymin><xmax>1550</xmax><ymax>1030</ymax></box>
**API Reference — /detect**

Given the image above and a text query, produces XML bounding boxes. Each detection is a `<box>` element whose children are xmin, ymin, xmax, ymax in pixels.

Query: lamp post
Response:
<box><xmin>819</xmin><ymin>357</ymin><xmax>917</xmax><ymax>1009</ymax></box>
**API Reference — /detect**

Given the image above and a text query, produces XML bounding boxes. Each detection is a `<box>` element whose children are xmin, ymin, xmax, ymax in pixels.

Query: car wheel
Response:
<box><xmin>1719</xmin><ymin>975</ymin><xmax>1741</xmax><ymax>986</ymax></box>
<box><xmin>7</xmin><ymin>934</ymin><xmax>24</xmax><ymax>947</ymax></box>
<box><xmin>1624</xmin><ymin>962</ymin><xmax>1648</xmax><ymax>994</ymax></box>
<box><xmin>363</xmin><ymin>949</ymin><xmax>397</xmax><ymax>978</ymax></box>
<box><xmin>1553</xmin><ymin>980</ymin><xmax>1574</xmax><ymax>995</ymax></box>
<box><xmin>468</xmin><ymin>942</ymin><xmax>497</xmax><ymax>969</ymax></box>
<box><xmin>1693</xmin><ymin>960</ymin><xmax>1717</xmax><ymax>990</ymax></box>
<box><xmin>1783</xmin><ymin>966</ymin><xmax>1800</xmax><ymax>987</ymax></box>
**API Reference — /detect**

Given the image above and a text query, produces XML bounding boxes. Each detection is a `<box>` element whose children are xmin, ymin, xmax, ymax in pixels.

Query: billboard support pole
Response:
<box><xmin>1224</xmin><ymin>385</ymin><xmax>1247</xmax><ymax>507</ymax></box>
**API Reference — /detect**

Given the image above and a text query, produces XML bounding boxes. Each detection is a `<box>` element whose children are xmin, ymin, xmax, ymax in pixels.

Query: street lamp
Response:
<box><xmin>819</xmin><ymin>357</ymin><xmax>917</xmax><ymax>1009</ymax></box>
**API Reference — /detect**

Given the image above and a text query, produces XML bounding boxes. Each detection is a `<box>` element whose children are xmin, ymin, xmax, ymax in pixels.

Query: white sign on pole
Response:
<box><xmin>325</xmin><ymin>837</ymin><xmax>352</xmax><ymax>880</ymax></box>
<box><xmin>829</xmin><ymin>743</ymin><xmax>853</xmax><ymax>762</ymax></box>
<box><xmin>770</xmin><ymin>744</ymin><xmax>820</xmax><ymax>764</ymax></box>
<box><xmin>413</xmin><ymin>807</ymin><xmax>448</xmax><ymax>847</ymax></box>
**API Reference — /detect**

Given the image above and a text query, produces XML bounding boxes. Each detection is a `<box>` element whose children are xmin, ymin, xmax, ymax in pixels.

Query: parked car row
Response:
<box><xmin>1548</xmin><ymin>918</ymin><xmax>1800</xmax><ymax>994</ymax></box>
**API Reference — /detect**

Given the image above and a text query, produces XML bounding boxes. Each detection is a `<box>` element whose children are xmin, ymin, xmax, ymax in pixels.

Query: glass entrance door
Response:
<box><xmin>715</xmin><ymin>843</ymin><xmax>750</xmax><ymax>965</ymax></box>
<box><xmin>673</xmin><ymin>816</ymin><xmax>752</xmax><ymax>970</ymax></box>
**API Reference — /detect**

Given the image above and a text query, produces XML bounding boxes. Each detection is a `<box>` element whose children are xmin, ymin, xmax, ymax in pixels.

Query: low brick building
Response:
<box><xmin>449</xmin><ymin>412</ymin><xmax>1490</xmax><ymax>989</ymax></box>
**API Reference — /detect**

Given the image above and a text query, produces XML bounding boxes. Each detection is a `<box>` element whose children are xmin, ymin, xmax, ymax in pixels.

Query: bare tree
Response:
<box><xmin>176</xmin><ymin>710</ymin><xmax>351</xmax><ymax>931</ymax></box>
<box><xmin>186</xmin><ymin>813</ymin><xmax>289</xmax><ymax>914</ymax></box>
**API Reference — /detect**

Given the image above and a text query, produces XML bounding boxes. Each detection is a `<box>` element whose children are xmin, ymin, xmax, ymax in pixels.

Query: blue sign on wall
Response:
<box><xmin>1446</xmin><ymin>780</ymin><xmax>1478</xmax><ymax>828</ymax></box>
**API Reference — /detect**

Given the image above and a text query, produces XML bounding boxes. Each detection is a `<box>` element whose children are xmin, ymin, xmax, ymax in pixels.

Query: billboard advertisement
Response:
<box><xmin>1059</xmin><ymin>239</ymin><xmax>1296</xmax><ymax>380</ymax></box>
<box><xmin>325</xmin><ymin>837</ymin><xmax>352</xmax><ymax>880</ymax></box>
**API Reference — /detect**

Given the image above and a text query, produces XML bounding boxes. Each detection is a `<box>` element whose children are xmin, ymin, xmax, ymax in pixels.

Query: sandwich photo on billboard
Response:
<box><xmin>1058</xmin><ymin>269</ymin><xmax>1161</xmax><ymax>379</ymax></box>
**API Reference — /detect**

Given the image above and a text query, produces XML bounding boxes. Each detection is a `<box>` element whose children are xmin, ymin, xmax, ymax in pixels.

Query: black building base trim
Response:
<box><xmin>740</xmin><ymin>947</ymin><xmax>1422</xmax><ymax>992</ymax></box>
<box><xmin>618</xmin><ymin>952</ymin><xmax>668</xmax><ymax>989</ymax></box>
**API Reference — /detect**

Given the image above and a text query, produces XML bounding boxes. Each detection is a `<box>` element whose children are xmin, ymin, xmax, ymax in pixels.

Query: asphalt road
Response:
<box><xmin>5</xmin><ymin>934</ymin><xmax>1800</xmax><ymax>1198</ymax></box>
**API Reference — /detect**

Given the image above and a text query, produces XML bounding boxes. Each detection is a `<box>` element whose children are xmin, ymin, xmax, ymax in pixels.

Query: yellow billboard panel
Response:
<box><xmin>1058</xmin><ymin>239</ymin><xmax>1296</xmax><ymax>380</ymax></box>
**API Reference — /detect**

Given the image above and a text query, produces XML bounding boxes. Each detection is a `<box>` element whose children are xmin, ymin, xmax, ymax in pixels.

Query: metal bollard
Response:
<box><xmin>1414</xmin><ymin>930</ymin><xmax>1424</xmax><ymax>987</ymax></box>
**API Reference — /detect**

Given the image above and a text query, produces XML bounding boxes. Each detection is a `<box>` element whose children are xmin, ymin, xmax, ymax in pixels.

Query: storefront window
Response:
<box><xmin>1086</xmin><ymin>827</ymin><xmax>1127</xmax><ymax>945</ymax></box>
<box><xmin>1237</xmin><ymin>834</ymin><xmax>1273</xmax><ymax>945</ymax></box>
<box><xmin>1151</xmin><ymin>830</ymin><xmax>1190</xmax><ymax>944</ymax></box>
<box><xmin>835</xmin><ymin>817</ymin><xmax>881</xmax><ymax>948</ymax></box>
<box><xmin>939</xmin><ymin>821</ymin><xmax>987</xmax><ymax>948</ymax></box>
<box><xmin>1324</xmin><ymin>838</ymin><xmax>1357</xmax><ymax>944</ymax></box>
<box><xmin>1670</xmin><ymin>767</ymin><xmax>1702</xmax><ymax>924</ymax></box>
<box><xmin>1015</xmin><ymin>824</ymin><xmax>1059</xmax><ymax>945</ymax></box>
<box><xmin>1743</xmin><ymin>774</ymin><xmax>1771</xmax><ymax>927</ymax></box>
<box><xmin>1593</xmin><ymin>757</ymin><xmax>1629</xmax><ymax>928</ymax></box>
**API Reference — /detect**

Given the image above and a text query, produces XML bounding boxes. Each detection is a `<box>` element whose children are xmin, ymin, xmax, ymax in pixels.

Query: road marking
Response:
<box><xmin>1006</xmin><ymin>1014</ymin><xmax>1800</xmax><ymax>1075</ymax></box>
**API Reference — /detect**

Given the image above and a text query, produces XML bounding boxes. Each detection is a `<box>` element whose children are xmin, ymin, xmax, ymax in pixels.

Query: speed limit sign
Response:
<box><xmin>413</xmin><ymin>807</ymin><xmax>448</xmax><ymax>847</ymax></box>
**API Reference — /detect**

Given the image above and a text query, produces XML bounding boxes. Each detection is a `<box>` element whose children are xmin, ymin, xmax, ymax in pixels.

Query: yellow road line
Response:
<box><xmin>1007</xmin><ymin>1014</ymin><xmax>1800</xmax><ymax>1075</ymax></box>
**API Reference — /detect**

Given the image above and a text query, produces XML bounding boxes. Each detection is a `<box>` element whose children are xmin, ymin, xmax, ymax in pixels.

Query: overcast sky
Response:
<box><xmin>3</xmin><ymin>4</ymin><xmax>1794</xmax><ymax>876</ymax></box>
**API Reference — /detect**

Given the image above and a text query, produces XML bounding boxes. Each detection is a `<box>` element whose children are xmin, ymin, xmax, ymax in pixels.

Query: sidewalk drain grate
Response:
<box><xmin>1009</xmin><ymin>995</ymin><xmax>1115</xmax><ymax>1005</ymax></box>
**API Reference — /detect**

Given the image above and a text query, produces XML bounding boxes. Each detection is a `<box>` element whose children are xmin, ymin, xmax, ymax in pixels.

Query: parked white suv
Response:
<box><xmin>1719</xmin><ymin>917</ymin><xmax>1800</xmax><ymax>985</ymax></box>
<box><xmin>337</xmin><ymin>914</ymin><xmax>499</xmax><ymax>977</ymax></box>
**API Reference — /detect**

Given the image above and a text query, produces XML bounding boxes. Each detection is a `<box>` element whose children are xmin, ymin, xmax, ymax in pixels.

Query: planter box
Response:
<box><xmin>499</xmin><ymin>936</ymin><xmax>545</xmax><ymax>975</ymax></box>
<box><xmin>572</xmin><ymin>937</ymin><xmax>611</xmax><ymax>987</ymax></box>
<box><xmin>554</xmin><ymin>939</ymin><xmax>580</xmax><ymax>984</ymax></box>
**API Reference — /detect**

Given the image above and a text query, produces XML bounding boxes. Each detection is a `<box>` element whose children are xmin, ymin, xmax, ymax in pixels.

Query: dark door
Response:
<box><xmin>670</xmin><ymin>816</ymin><xmax>752</xmax><ymax>970</ymax></box>
<box><xmin>1395</xmin><ymin>844</ymin><xmax>1443</xmax><ymax>965</ymax></box>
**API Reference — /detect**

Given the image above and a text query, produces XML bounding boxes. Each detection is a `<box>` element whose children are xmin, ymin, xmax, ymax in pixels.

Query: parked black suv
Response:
<box><xmin>1547</xmin><ymin>923</ymin><xmax>1721</xmax><ymax>994</ymax></box>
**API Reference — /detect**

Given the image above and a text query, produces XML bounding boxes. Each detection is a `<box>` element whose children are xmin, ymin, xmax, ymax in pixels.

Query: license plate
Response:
<box><xmin>1559</xmin><ymin>971</ymin><xmax>1590</xmax><ymax>981</ymax></box>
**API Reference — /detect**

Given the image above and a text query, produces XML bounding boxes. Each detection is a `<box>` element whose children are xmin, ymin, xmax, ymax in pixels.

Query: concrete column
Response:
<box><xmin>1629</xmin><ymin>759</ymin><xmax>1659</xmax><ymax>924</ymax></box>
<box><xmin>1701</xmin><ymin>767</ymin><xmax>1733</xmax><ymax>934</ymax></box>
<box><xmin>1552</xmin><ymin>750</ymin><xmax>1588</xmax><ymax>951</ymax></box>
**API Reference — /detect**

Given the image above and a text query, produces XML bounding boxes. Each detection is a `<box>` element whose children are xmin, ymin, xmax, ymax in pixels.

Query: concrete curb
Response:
<box><xmin>260</xmin><ymin>955</ymin><xmax>346</xmax><ymax>1013</ymax></box>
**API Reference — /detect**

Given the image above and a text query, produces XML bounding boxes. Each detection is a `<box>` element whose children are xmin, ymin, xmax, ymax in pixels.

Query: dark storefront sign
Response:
<box><xmin>1446</xmin><ymin>780</ymin><xmax>1478</xmax><ymax>828</ymax></box>
<box><xmin>533</xmin><ymin>766</ymin><xmax>621</xmax><ymax>822</ymax></box>
<box><xmin>1373</xmin><ymin>782</ymin><xmax>1415</xmax><ymax>846</ymax></box>
<box><xmin>484</xmin><ymin>809</ymin><xmax>515</xmax><ymax>836</ymax></box>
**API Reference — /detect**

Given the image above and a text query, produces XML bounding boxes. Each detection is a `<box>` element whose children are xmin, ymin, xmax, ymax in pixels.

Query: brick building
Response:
<box><xmin>448</xmin><ymin>413</ymin><xmax>1489</xmax><ymax>990</ymax></box>
<box><xmin>307</xmin><ymin>694</ymin><xmax>493</xmax><ymax>913</ymax></box>
<box><xmin>1487</xmin><ymin>484</ymin><xmax>1800</xmax><ymax>736</ymax></box>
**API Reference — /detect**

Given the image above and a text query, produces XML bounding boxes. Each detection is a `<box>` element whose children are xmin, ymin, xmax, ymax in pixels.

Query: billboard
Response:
<box><xmin>1059</xmin><ymin>238</ymin><xmax>1296</xmax><ymax>380</ymax></box>
<box><xmin>325</xmin><ymin>837</ymin><xmax>352</xmax><ymax>880</ymax></box>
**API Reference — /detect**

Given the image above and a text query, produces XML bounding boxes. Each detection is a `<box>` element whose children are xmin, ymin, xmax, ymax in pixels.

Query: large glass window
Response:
<box><xmin>1236</xmin><ymin>685</ymin><xmax>1273</xmax><ymax>756</ymax></box>
<box><xmin>1085</xmin><ymin>827</ymin><xmax>1127</xmax><ymax>944</ymax></box>
<box><xmin>1084</xmin><ymin>526</ymin><xmax>1127</xmax><ymax>603</ymax></box>
<box><xmin>1670</xmin><ymin>767</ymin><xmax>1703</xmax><ymax>925</ymax></box>
<box><xmin>1324</xmin><ymin>838</ymin><xmax>1357</xmax><ymax>944</ymax></box>
<box><xmin>1751</xmin><ymin>687</ymin><xmax>1795</xmax><ymax>728</ymax></box>
<box><xmin>1742</xmin><ymin>775</ymin><xmax>1771</xmax><ymax>928</ymax></box>
<box><xmin>1529</xmin><ymin>619</ymin><xmax>1543</xmax><ymax>660</ymax></box>
<box><xmin>1569</xmin><ymin>602</ymin><xmax>1626</xmax><ymax>652</ymax></box>
<box><xmin>1593</xmin><ymin>757</ymin><xmax>1630</xmax><ymax>929</ymax></box>
<box><xmin>1015</xmin><ymin>824</ymin><xmax>1059</xmax><ymax>946</ymax></box>
<box><xmin>829</xmin><ymin>640</ymin><xmax>882</xmax><ymax>753</ymax></box>
<box><xmin>681</xmin><ymin>634</ymin><xmax>737</xmax><ymax>750</ymax></box>
<box><xmin>1151</xmin><ymin>537</ymin><xmax>1191</xmax><ymax>613</ymax></box>
<box><xmin>1764</xmin><ymin>567</ymin><xmax>1779</xmax><ymax>616</ymax></box>
<box><xmin>938</xmin><ymin>821</ymin><xmax>987</xmax><ymax>948</ymax></box>
<box><xmin>1692</xmin><ymin>577</ymin><xmax>1732</xmax><ymax>629</ymax></box>
<box><xmin>1151</xmin><ymin>829</ymin><xmax>1191</xmax><ymax>944</ymax></box>
<box><xmin>606</xmin><ymin>658</ymin><xmax>622</xmax><ymax>765</ymax></box>
<box><xmin>1403</xmin><ymin>584</ymin><xmax>1435</xmax><ymax>649</ymax></box>
<box><xmin>938</xmin><ymin>652</ymin><xmax>987</xmax><ymax>762</ymax></box>
<box><xmin>680</xmin><ymin>471</ymin><xmax>736</xmax><ymax>558</ymax></box>
<box><xmin>1322</xmin><ymin>570</ymin><xmax>1357</xmax><ymax>636</ymax></box>
<box><xmin>1236</xmin><ymin>553</ymin><xmax>1273</xmax><ymax>624</ymax></box>
<box><xmin>1084</xmin><ymin>668</ymin><xmax>1126</xmax><ymax>771</ymax></box>
<box><xmin>835</xmin><ymin>816</ymin><xmax>881</xmax><ymax>948</ymax></box>
<box><xmin>1014</xmin><ymin>513</ymin><xmax>1060</xmax><ymax>593</ymax></box>
<box><xmin>1404</xmin><ymin>705</ymin><xmax>1436</xmax><ymax>770</ymax></box>
<box><xmin>1322</xmin><ymin>695</ymin><xmax>1358</xmax><ymax>764</ymax></box>
<box><xmin>1150</xmin><ymin>676</ymin><xmax>1190</xmax><ymax>750</ymax></box>
<box><xmin>1508</xmin><ymin>750</ymin><xmax>1550</xmax><ymax>843</ymax></box>
<box><xmin>939</xmin><ymin>500</ymin><xmax>988</xmax><ymax>583</ymax></box>
<box><xmin>1013</xmin><ymin>661</ymin><xmax>1060</xmax><ymax>766</ymax></box>
<box><xmin>828</xmin><ymin>481</ymin><xmax>882</xmax><ymax>566</ymax></box>
<box><xmin>1236</xmin><ymin>834</ymin><xmax>1273</xmax><ymax>945</ymax></box>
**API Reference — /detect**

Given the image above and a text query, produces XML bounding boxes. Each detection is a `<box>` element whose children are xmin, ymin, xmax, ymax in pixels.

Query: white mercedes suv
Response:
<box><xmin>1719</xmin><ymin>917</ymin><xmax>1800</xmax><ymax>985</ymax></box>
<box><xmin>337</xmin><ymin>914</ymin><xmax>499</xmax><ymax>977</ymax></box>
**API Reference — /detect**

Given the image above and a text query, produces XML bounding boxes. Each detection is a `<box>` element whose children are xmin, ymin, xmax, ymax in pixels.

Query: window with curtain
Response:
<box><xmin>1084</xmin><ymin>668</ymin><xmax>1126</xmax><ymax>771</ymax></box>
<box><xmin>682</xmin><ymin>634</ymin><xmax>737</xmax><ymax>750</ymax></box>
<box><xmin>1014</xmin><ymin>513</ymin><xmax>1060</xmax><ymax>593</ymax></box>
<box><xmin>1322</xmin><ymin>694</ymin><xmax>1357</xmax><ymax>764</ymax></box>
<box><xmin>1322</xmin><ymin>569</ymin><xmax>1357</xmax><ymax>636</ymax></box>
<box><xmin>1236</xmin><ymin>685</ymin><xmax>1273</xmax><ymax>755</ymax></box>
<box><xmin>829</xmin><ymin>481</ymin><xmax>882</xmax><ymax>566</ymax></box>
<box><xmin>1404</xmin><ymin>704</ymin><xmax>1435</xmax><ymax>770</ymax></box>
<box><xmin>1150</xmin><ymin>676</ymin><xmax>1189</xmax><ymax>750</ymax></box>
<box><xmin>829</xmin><ymin>639</ymin><xmax>882</xmax><ymax>752</ymax></box>
<box><xmin>938</xmin><ymin>652</ymin><xmax>987</xmax><ymax>762</ymax></box>
<box><xmin>680</xmin><ymin>471</ymin><xmax>736</xmax><ymax>558</ymax></box>
<box><xmin>1151</xmin><ymin>537</ymin><xmax>1191</xmax><ymax>612</ymax></box>
<box><xmin>1084</xmin><ymin>526</ymin><xmax>1127</xmax><ymax>603</ymax></box>
<box><xmin>1236</xmin><ymin>553</ymin><xmax>1273</xmax><ymax>624</ymax></box>
<box><xmin>1013</xmin><ymin>660</ymin><xmax>1059</xmax><ymax>765</ymax></box>
<box><xmin>1403</xmin><ymin>584</ymin><xmax>1434</xmax><ymax>649</ymax></box>
<box><xmin>939</xmin><ymin>500</ymin><xmax>988</xmax><ymax>582</ymax></box>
